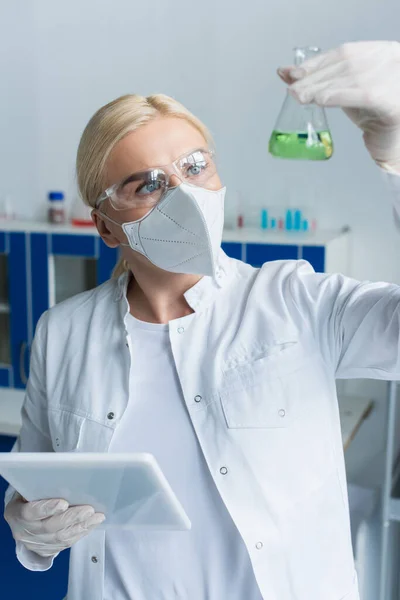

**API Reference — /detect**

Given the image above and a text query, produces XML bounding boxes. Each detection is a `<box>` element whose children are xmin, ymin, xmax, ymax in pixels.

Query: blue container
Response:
<box><xmin>48</xmin><ymin>191</ymin><xmax>66</xmax><ymax>224</ymax></box>
<box><xmin>285</xmin><ymin>210</ymin><xmax>293</xmax><ymax>231</ymax></box>
<box><xmin>294</xmin><ymin>210</ymin><xmax>301</xmax><ymax>231</ymax></box>
<box><xmin>261</xmin><ymin>209</ymin><xmax>268</xmax><ymax>229</ymax></box>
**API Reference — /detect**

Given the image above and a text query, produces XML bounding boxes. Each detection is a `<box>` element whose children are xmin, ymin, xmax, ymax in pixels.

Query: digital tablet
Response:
<box><xmin>0</xmin><ymin>452</ymin><xmax>191</xmax><ymax>530</ymax></box>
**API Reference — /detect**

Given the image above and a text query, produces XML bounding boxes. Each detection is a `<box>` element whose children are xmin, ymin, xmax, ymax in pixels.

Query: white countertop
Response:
<box><xmin>222</xmin><ymin>226</ymin><xmax>349</xmax><ymax>246</ymax></box>
<box><xmin>0</xmin><ymin>219</ymin><xmax>349</xmax><ymax>246</ymax></box>
<box><xmin>0</xmin><ymin>219</ymin><xmax>98</xmax><ymax>235</ymax></box>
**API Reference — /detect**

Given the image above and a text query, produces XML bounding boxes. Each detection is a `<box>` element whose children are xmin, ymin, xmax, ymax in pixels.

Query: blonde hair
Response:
<box><xmin>76</xmin><ymin>93</ymin><xmax>214</xmax><ymax>279</ymax></box>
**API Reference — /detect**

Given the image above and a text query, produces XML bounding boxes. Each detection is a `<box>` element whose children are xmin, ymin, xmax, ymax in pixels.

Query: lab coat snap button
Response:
<box><xmin>278</xmin><ymin>409</ymin><xmax>286</xmax><ymax>417</ymax></box>
<box><xmin>107</xmin><ymin>412</ymin><xmax>115</xmax><ymax>420</ymax></box>
<box><xmin>177</xmin><ymin>327</ymin><xmax>184</xmax><ymax>334</ymax></box>
<box><xmin>194</xmin><ymin>395</ymin><xmax>202</xmax><ymax>403</ymax></box>
<box><xmin>220</xmin><ymin>466</ymin><xmax>228</xmax><ymax>475</ymax></box>
<box><xmin>91</xmin><ymin>556</ymin><xmax>98</xmax><ymax>563</ymax></box>
<box><xmin>255</xmin><ymin>542</ymin><xmax>263</xmax><ymax>550</ymax></box>
<box><xmin>55</xmin><ymin>438</ymin><xmax>60</xmax><ymax>447</ymax></box>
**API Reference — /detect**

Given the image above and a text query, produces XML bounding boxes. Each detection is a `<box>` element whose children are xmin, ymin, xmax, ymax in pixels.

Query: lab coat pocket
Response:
<box><xmin>47</xmin><ymin>409</ymin><xmax>84</xmax><ymax>452</ymax></box>
<box><xmin>220</xmin><ymin>371</ymin><xmax>289</xmax><ymax>429</ymax></box>
<box><xmin>220</xmin><ymin>343</ymin><xmax>308</xmax><ymax>429</ymax></box>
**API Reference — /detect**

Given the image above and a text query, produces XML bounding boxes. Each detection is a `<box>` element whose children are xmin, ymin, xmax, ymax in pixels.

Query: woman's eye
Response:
<box><xmin>186</xmin><ymin>162</ymin><xmax>207</xmax><ymax>176</ymax></box>
<box><xmin>137</xmin><ymin>180</ymin><xmax>162</xmax><ymax>195</ymax></box>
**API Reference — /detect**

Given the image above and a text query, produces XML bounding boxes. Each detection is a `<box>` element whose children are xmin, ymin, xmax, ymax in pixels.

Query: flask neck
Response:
<box><xmin>294</xmin><ymin>46</ymin><xmax>321</xmax><ymax>66</ymax></box>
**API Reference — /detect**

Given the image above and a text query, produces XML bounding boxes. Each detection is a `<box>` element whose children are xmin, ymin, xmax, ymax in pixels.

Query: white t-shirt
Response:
<box><xmin>104</xmin><ymin>313</ymin><xmax>263</xmax><ymax>600</ymax></box>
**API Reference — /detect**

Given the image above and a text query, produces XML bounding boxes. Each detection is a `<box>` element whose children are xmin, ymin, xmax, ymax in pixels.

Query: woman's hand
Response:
<box><xmin>4</xmin><ymin>493</ymin><xmax>105</xmax><ymax>558</ymax></box>
<box><xmin>277</xmin><ymin>41</ymin><xmax>400</xmax><ymax>171</ymax></box>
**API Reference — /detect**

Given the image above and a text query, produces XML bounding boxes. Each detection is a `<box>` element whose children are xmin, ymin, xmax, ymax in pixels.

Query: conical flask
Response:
<box><xmin>269</xmin><ymin>46</ymin><xmax>333</xmax><ymax>161</ymax></box>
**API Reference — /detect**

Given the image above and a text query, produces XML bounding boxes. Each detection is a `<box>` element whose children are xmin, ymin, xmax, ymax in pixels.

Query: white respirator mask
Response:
<box><xmin>99</xmin><ymin>183</ymin><xmax>226</xmax><ymax>277</ymax></box>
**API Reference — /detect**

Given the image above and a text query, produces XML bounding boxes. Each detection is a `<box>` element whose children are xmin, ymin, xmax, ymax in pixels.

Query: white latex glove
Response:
<box><xmin>4</xmin><ymin>493</ymin><xmax>105</xmax><ymax>558</ymax></box>
<box><xmin>277</xmin><ymin>41</ymin><xmax>400</xmax><ymax>171</ymax></box>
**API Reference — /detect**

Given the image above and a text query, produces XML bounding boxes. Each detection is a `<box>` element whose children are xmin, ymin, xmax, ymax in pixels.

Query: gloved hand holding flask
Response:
<box><xmin>277</xmin><ymin>41</ymin><xmax>400</xmax><ymax>173</ymax></box>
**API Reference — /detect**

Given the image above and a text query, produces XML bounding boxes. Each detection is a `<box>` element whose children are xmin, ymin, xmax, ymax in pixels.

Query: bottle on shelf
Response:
<box><xmin>48</xmin><ymin>191</ymin><xmax>66</xmax><ymax>224</ymax></box>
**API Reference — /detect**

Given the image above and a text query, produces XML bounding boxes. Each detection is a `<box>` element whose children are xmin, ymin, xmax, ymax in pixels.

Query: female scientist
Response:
<box><xmin>4</xmin><ymin>41</ymin><xmax>400</xmax><ymax>600</ymax></box>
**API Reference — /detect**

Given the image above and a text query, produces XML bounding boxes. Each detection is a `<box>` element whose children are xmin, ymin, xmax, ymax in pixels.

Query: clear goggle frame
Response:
<box><xmin>95</xmin><ymin>147</ymin><xmax>217</xmax><ymax>212</ymax></box>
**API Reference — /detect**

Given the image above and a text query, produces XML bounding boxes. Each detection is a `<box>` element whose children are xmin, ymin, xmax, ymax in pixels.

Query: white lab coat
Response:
<box><xmin>5</xmin><ymin>170</ymin><xmax>400</xmax><ymax>600</ymax></box>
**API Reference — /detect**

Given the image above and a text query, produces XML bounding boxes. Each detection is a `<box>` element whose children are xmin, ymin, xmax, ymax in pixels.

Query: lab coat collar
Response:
<box><xmin>183</xmin><ymin>249</ymin><xmax>232</xmax><ymax>312</ymax></box>
<box><xmin>113</xmin><ymin>248</ymin><xmax>233</xmax><ymax>316</ymax></box>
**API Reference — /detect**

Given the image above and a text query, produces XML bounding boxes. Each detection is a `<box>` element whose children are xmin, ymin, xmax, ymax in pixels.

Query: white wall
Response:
<box><xmin>0</xmin><ymin>1</ymin><xmax>38</xmax><ymax>216</ymax></box>
<box><xmin>4</xmin><ymin>1</ymin><xmax>400</xmax><ymax>285</ymax></box>
<box><xmin>5</xmin><ymin>0</ymin><xmax>397</xmax><ymax>283</ymax></box>
<box><xmin>31</xmin><ymin>0</ymin><xmax>220</xmax><ymax>221</ymax></box>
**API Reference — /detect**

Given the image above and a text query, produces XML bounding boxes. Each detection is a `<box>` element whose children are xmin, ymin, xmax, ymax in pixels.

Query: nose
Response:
<box><xmin>168</xmin><ymin>174</ymin><xmax>182</xmax><ymax>188</ymax></box>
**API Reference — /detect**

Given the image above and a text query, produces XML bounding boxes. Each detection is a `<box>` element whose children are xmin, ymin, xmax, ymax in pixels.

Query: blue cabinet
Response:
<box><xmin>221</xmin><ymin>242</ymin><xmax>242</xmax><ymax>261</ymax></box>
<box><xmin>221</xmin><ymin>234</ymin><xmax>340</xmax><ymax>275</ymax></box>
<box><xmin>301</xmin><ymin>245</ymin><xmax>326</xmax><ymax>274</ymax></box>
<box><xmin>0</xmin><ymin>223</ymin><xmax>348</xmax><ymax>390</ymax></box>
<box><xmin>245</xmin><ymin>243</ymin><xmax>299</xmax><ymax>267</ymax></box>
<box><xmin>0</xmin><ymin>232</ymin><xmax>30</xmax><ymax>389</ymax></box>
<box><xmin>30</xmin><ymin>232</ymin><xmax>118</xmax><ymax>336</ymax></box>
<box><xmin>0</xmin><ymin>225</ymin><xmax>119</xmax><ymax>389</ymax></box>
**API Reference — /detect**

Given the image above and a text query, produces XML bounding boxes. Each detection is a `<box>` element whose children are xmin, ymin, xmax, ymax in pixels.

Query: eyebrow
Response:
<box><xmin>120</xmin><ymin>171</ymin><xmax>153</xmax><ymax>189</ymax></box>
<box><xmin>118</xmin><ymin>148</ymin><xmax>208</xmax><ymax>189</ymax></box>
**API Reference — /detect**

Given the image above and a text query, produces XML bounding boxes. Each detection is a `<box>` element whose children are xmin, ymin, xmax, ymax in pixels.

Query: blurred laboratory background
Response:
<box><xmin>1</xmin><ymin>0</ymin><xmax>400</xmax><ymax>598</ymax></box>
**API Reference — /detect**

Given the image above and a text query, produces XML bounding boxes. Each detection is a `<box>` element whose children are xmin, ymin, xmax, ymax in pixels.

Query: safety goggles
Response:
<box><xmin>95</xmin><ymin>148</ymin><xmax>217</xmax><ymax>212</ymax></box>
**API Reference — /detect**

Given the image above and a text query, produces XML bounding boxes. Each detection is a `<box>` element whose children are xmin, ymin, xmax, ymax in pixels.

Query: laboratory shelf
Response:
<box><xmin>379</xmin><ymin>381</ymin><xmax>400</xmax><ymax>600</ymax></box>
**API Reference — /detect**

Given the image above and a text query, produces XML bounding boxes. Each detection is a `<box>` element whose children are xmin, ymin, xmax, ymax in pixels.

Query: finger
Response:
<box><xmin>277</xmin><ymin>67</ymin><xmax>296</xmax><ymax>85</ymax></box>
<box><xmin>43</xmin><ymin>505</ymin><xmax>97</xmax><ymax>535</ymax></box>
<box><xmin>289</xmin><ymin>74</ymin><xmax>360</xmax><ymax>105</ymax></box>
<box><xmin>26</xmin><ymin>505</ymin><xmax>96</xmax><ymax>535</ymax></box>
<box><xmin>55</xmin><ymin>505</ymin><xmax>97</xmax><ymax>530</ymax></box>
<box><xmin>294</xmin><ymin>47</ymin><xmax>343</xmax><ymax>78</ymax></box>
<box><xmin>17</xmin><ymin>513</ymin><xmax>105</xmax><ymax>551</ymax></box>
<box><xmin>279</xmin><ymin>40</ymin><xmax>395</xmax><ymax>82</ymax></box>
<box><xmin>56</xmin><ymin>513</ymin><xmax>106</xmax><ymax>543</ymax></box>
<box><xmin>313</xmin><ymin>88</ymin><xmax>370</xmax><ymax>108</ymax></box>
<box><xmin>278</xmin><ymin>47</ymin><xmax>340</xmax><ymax>82</ymax></box>
<box><xmin>288</xmin><ymin>80</ymin><xmax>337</xmax><ymax>105</ymax></box>
<box><xmin>20</xmin><ymin>498</ymin><xmax>69</xmax><ymax>522</ymax></box>
<box><xmin>289</xmin><ymin>61</ymin><xmax>347</xmax><ymax>94</ymax></box>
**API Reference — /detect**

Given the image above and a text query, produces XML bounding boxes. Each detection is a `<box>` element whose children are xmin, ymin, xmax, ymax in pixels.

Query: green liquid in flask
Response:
<box><xmin>269</xmin><ymin>130</ymin><xmax>333</xmax><ymax>160</ymax></box>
